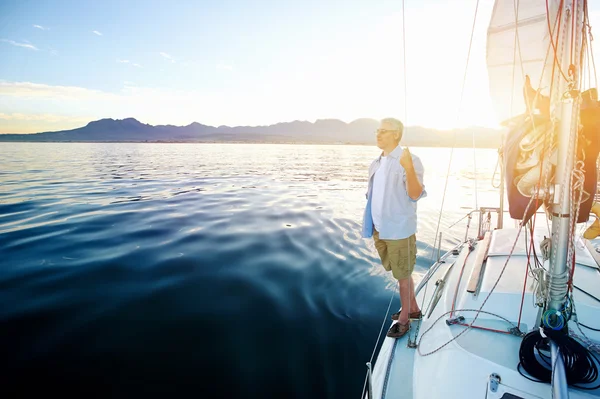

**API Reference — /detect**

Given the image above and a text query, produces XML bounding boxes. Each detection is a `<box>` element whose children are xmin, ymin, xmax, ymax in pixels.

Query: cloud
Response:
<box><xmin>0</xmin><ymin>112</ymin><xmax>90</xmax><ymax>123</ymax></box>
<box><xmin>0</xmin><ymin>81</ymin><xmax>223</xmax><ymax>129</ymax></box>
<box><xmin>0</xmin><ymin>80</ymin><xmax>362</xmax><ymax>131</ymax></box>
<box><xmin>92</xmin><ymin>30</ymin><xmax>103</xmax><ymax>36</ymax></box>
<box><xmin>0</xmin><ymin>81</ymin><xmax>109</xmax><ymax>99</ymax></box>
<box><xmin>160</xmin><ymin>52</ymin><xmax>176</xmax><ymax>63</ymax></box>
<box><xmin>117</xmin><ymin>59</ymin><xmax>143</xmax><ymax>68</ymax></box>
<box><xmin>1</xmin><ymin>39</ymin><xmax>38</xmax><ymax>50</ymax></box>
<box><xmin>0</xmin><ymin>112</ymin><xmax>95</xmax><ymax>133</ymax></box>
<box><xmin>217</xmin><ymin>63</ymin><xmax>233</xmax><ymax>71</ymax></box>
<box><xmin>33</xmin><ymin>25</ymin><xmax>49</xmax><ymax>31</ymax></box>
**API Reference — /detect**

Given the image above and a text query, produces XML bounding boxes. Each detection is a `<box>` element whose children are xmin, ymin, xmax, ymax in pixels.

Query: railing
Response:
<box><xmin>365</xmin><ymin>362</ymin><xmax>373</xmax><ymax>399</ymax></box>
<box><xmin>361</xmin><ymin>206</ymin><xmax>598</xmax><ymax>399</ymax></box>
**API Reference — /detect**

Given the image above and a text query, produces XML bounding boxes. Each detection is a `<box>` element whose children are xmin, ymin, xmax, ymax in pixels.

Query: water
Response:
<box><xmin>0</xmin><ymin>143</ymin><xmax>501</xmax><ymax>398</ymax></box>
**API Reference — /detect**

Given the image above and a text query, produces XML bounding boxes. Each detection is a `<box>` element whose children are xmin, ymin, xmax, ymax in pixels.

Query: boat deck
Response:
<box><xmin>369</xmin><ymin>228</ymin><xmax>600</xmax><ymax>399</ymax></box>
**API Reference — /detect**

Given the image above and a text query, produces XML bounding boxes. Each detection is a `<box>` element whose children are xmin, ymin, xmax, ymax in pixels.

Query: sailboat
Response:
<box><xmin>363</xmin><ymin>1</ymin><xmax>600</xmax><ymax>398</ymax></box>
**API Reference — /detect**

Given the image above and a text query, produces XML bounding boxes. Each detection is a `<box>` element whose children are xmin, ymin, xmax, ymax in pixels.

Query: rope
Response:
<box><xmin>524</xmin><ymin>222</ymin><xmax>548</xmax><ymax>307</ymax></box>
<box><xmin>491</xmin><ymin>156</ymin><xmax>501</xmax><ymax>189</ymax></box>
<box><xmin>418</xmin><ymin>217</ymin><xmax>527</xmax><ymax>356</ymax></box>
<box><xmin>370</xmin><ymin>289</ymin><xmax>396</xmax><ymax>364</ymax></box>
<box><xmin>501</xmin><ymin>1</ymin><xmax>571</xmax><ymax>328</ymax></box>
<box><xmin>570</xmin><ymin>328</ymin><xmax>600</xmax><ymax>355</ymax></box>
<box><xmin>428</xmin><ymin>0</ymin><xmax>479</xmax><ymax>263</ymax></box>
<box><xmin>547</xmin><ymin>0</ymin><xmax>570</xmax><ymax>82</ymax></box>
<box><xmin>567</xmin><ymin>160</ymin><xmax>586</xmax><ymax>289</ymax></box>
<box><xmin>419</xmin><ymin>181</ymin><xmax>546</xmax><ymax>354</ymax></box>
<box><xmin>466</xmin><ymin>0</ymin><xmax>480</xmax><ymax>214</ymax></box>
<box><xmin>447</xmin><ymin>212</ymin><xmax>471</xmax><ymax>230</ymax></box>
<box><xmin>571</xmin><ymin>295</ymin><xmax>600</xmax><ymax>356</ymax></box>
<box><xmin>585</xmin><ymin>2</ymin><xmax>598</xmax><ymax>89</ymax></box>
<box><xmin>360</xmin><ymin>0</ymin><xmax>408</xmax><ymax>384</ymax></box>
<box><xmin>417</xmin><ymin>308</ymin><xmax>523</xmax><ymax>357</ymax></box>
<box><xmin>565</xmin><ymin>0</ymin><xmax>585</xmax><ymax>292</ymax></box>
<box><xmin>509</xmin><ymin>0</ymin><xmax>520</xmax><ymax>122</ymax></box>
<box><xmin>363</xmin><ymin>1</ymin><xmax>598</xmax><ymax>393</ymax></box>
<box><xmin>512</xmin><ymin>0</ymin><xmax>559</xmax><ymax>240</ymax></box>
<box><xmin>450</xmin><ymin>241</ymin><xmax>475</xmax><ymax>318</ymax></box>
<box><xmin>399</xmin><ymin>0</ymin><xmax>420</xmax><ymax>347</ymax></box>
<box><xmin>532</xmin><ymin>267</ymin><xmax>549</xmax><ymax>306</ymax></box>
<box><xmin>583</xmin><ymin>1</ymin><xmax>594</xmax><ymax>91</ymax></box>
<box><xmin>518</xmin><ymin>326</ymin><xmax>600</xmax><ymax>390</ymax></box>
<box><xmin>546</xmin><ymin>0</ymin><xmax>572</xmax><ymax>308</ymax></box>
<box><xmin>414</xmin><ymin>0</ymin><xmax>480</xmax><ymax>346</ymax></box>
<box><xmin>543</xmin><ymin>0</ymin><xmax>585</xmax><ymax>309</ymax></box>
<box><xmin>472</xmin><ymin>126</ymin><xmax>478</xmax><ymax>212</ymax></box>
<box><xmin>402</xmin><ymin>0</ymin><xmax>408</xmax><ymax>134</ymax></box>
<box><xmin>570</xmin><ymin>0</ymin><xmax>576</xmax><ymax>69</ymax></box>
<box><xmin>517</xmin><ymin>243</ymin><xmax>531</xmax><ymax>329</ymax></box>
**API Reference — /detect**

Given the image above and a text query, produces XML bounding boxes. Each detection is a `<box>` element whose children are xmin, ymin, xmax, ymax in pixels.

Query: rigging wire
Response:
<box><xmin>428</xmin><ymin>0</ymin><xmax>480</xmax><ymax>264</ymax></box>
<box><xmin>415</xmin><ymin>0</ymin><xmax>481</xmax><ymax>345</ymax></box>
<box><xmin>367</xmin><ymin>0</ymin><xmax>600</xmax><ymax>393</ymax></box>
<box><xmin>547</xmin><ymin>0</ymin><xmax>570</xmax><ymax>82</ymax></box>
<box><xmin>360</xmin><ymin>287</ymin><xmax>396</xmax><ymax>399</ymax></box>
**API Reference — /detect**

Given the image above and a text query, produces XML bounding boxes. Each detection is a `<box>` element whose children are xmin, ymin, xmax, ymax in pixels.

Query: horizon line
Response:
<box><xmin>0</xmin><ymin>116</ymin><xmax>503</xmax><ymax>135</ymax></box>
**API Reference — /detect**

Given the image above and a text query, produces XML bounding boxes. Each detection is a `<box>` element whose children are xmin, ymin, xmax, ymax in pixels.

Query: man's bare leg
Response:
<box><xmin>398</xmin><ymin>278</ymin><xmax>420</xmax><ymax>323</ymax></box>
<box><xmin>398</xmin><ymin>278</ymin><xmax>411</xmax><ymax>324</ymax></box>
<box><xmin>409</xmin><ymin>277</ymin><xmax>420</xmax><ymax>314</ymax></box>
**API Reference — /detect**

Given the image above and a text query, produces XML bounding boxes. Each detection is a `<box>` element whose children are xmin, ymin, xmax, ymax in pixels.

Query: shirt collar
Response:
<box><xmin>377</xmin><ymin>145</ymin><xmax>402</xmax><ymax>161</ymax></box>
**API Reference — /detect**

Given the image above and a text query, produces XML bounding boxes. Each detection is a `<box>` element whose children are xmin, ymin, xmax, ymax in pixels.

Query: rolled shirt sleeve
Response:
<box><xmin>404</xmin><ymin>155</ymin><xmax>427</xmax><ymax>202</ymax></box>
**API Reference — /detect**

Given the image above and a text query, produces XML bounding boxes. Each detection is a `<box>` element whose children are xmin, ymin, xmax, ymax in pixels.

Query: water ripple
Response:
<box><xmin>0</xmin><ymin>143</ymin><xmax>501</xmax><ymax>398</ymax></box>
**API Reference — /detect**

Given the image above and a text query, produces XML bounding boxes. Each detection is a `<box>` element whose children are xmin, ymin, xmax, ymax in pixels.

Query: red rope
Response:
<box><xmin>517</xmin><ymin>244</ymin><xmax>531</xmax><ymax>329</ymax></box>
<box><xmin>571</xmin><ymin>0</ymin><xmax>576</xmax><ymax>68</ymax></box>
<box><xmin>516</xmin><ymin>112</ymin><xmax>549</xmax><ymax>328</ymax></box>
<box><xmin>515</xmin><ymin>0</ymin><xmax>568</xmax><ymax>325</ymax></box>
<box><xmin>462</xmin><ymin>0</ymin><xmax>585</xmax><ymax>337</ymax></box>
<box><xmin>455</xmin><ymin>322</ymin><xmax>513</xmax><ymax>335</ymax></box>
<box><xmin>547</xmin><ymin>0</ymin><xmax>568</xmax><ymax>82</ymax></box>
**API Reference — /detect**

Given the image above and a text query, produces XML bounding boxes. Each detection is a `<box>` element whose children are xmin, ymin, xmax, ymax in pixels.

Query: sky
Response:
<box><xmin>1</xmin><ymin>0</ymin><xmax>600</xmax><ymax>134</ymax></box>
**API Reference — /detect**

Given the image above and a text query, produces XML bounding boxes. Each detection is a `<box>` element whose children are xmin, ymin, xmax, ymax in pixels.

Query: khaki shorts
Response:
<box><xmin>373</xmin><ymin>229</ymin><xmax>417</xmax><ymax>280</ymax></box>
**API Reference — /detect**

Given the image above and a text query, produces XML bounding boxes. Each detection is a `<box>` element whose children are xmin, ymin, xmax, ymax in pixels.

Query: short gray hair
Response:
<box><xmin>381</xmin><ymin>117</ymin><xmax>404</xmax><ymax>143</ymax></box>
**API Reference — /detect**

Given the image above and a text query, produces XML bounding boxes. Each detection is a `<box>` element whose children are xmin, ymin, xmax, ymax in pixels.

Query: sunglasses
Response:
<box><xmin>376</xmin><ymin>129</ymin><xmax>400</xmax><ymax>135</ymax></box>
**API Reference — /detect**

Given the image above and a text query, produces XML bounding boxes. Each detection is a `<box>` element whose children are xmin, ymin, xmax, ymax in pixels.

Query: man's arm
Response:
<box><xmin>404</xmin><ymin>164</ymin><xmax>423</xmax><ymax>200</ymax></box>
<box><xmin>399</xmin><ymin>148</ymin><xmax>425</xmax><ymax>200</ymax></box>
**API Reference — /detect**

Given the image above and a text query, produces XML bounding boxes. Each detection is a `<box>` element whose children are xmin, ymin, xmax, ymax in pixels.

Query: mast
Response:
<box><xmin>546</xmin><ymin>1</ymin><xmax>584</xmax><ymax>398</ymax></box>
<box><xmin>547</xmin><ymin>1</ymin><xmax>581</xmax><ymax>315</ymax></box>
<box><xmin>487</xmin><ymin>0</ymin><xmax>590</xmax><ymax>394</ymax></box>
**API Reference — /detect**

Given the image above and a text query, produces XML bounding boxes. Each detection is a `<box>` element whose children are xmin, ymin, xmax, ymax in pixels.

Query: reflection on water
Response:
<box><xmin>0</xmin><ymin>143</ymin><xmax>501</xmax><ymax>398</ymax></box>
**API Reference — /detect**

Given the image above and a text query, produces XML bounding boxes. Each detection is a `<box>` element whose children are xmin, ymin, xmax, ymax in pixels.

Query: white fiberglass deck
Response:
<box><xmin>369</xmin><ymin>227</ymin><xmax>600</xmax><ymax>399</ymax></box>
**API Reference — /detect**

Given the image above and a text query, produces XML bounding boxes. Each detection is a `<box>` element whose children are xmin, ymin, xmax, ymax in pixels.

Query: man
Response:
<box><xmin>362</xmin><ymin>117</ymin><xmax>426</xmax><ymax>338</ymax></box>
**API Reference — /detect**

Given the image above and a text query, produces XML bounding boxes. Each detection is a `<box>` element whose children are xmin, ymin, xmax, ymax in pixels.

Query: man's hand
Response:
<box><xmin>399</xmin><ymin>147</ymin><xmax>414</xmax><ymax>170</ymax></box>
<box><xmin>400</xmin><ymin>148</ymin><xmax>423</xmax><ymax>200</ymax></box>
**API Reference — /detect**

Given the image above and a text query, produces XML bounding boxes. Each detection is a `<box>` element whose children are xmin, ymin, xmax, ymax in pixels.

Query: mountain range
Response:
<box><xmin>0</xmin><ymin>117</ymin><xmax>502</xmax><ymax>148</ymax></box>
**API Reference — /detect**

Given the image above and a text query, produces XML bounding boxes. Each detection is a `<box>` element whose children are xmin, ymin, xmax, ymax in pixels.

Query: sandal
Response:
<box><xmin>386</xmin><ymin>322</ymin><xmax>410</xmax><ymax>338</ymax></box>
<box><xmin>391</xmin><ymin>310</ymin><xmax>422</xmax><ymax>321</ymax></box>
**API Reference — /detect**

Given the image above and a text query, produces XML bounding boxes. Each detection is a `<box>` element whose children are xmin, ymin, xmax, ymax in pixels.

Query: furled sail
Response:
<box><xmin>486</xmin><ymin>0</ymin><xmax>560</xmax><ymax>123</ymax></box>
<box><xmin>487</xmin><ymin>0</ymin><xmax>598</xmax><ymax>222</ymax></box>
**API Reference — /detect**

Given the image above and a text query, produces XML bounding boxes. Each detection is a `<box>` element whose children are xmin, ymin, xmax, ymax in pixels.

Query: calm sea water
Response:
<box><xmin>0</xmin><ymin>143</ymin><xmax>501</xmax><ymax>398</ymax></box>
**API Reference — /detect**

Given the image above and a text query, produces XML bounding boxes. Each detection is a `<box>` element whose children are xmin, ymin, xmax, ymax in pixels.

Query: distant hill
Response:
<box><xmin>0</xmin><ymin>117</ymin><xmax>502</xmax><ymax>148</ymax></box>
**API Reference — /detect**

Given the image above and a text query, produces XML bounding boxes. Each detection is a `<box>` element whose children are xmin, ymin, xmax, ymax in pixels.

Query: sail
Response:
<box><xmin>486</xmin><ymin>0</ymin><xmax>561</xmax><ymax>123</ymax></box>
<box><xmin>488</xmin><ymin>0</ymin><xmax>598</xmax><ymax>223</ymax></box>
